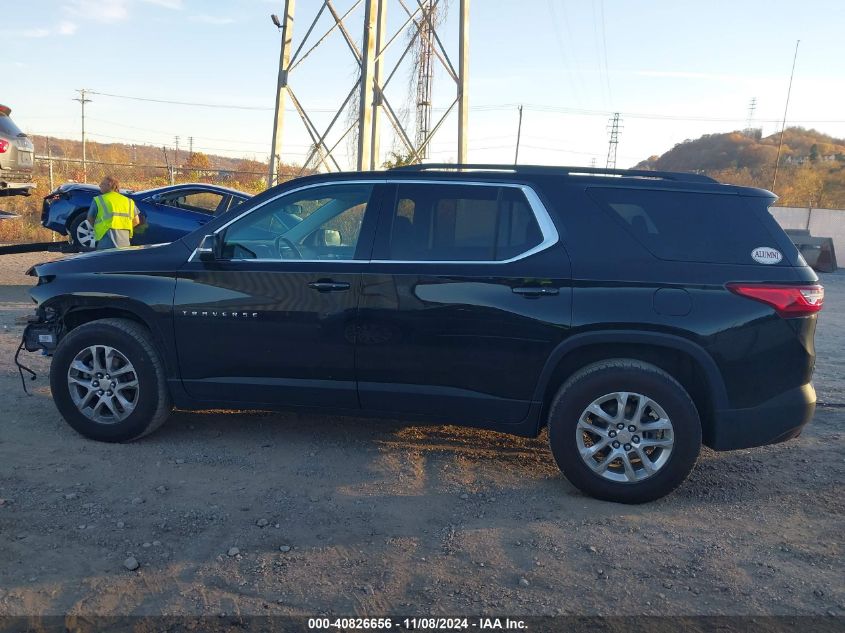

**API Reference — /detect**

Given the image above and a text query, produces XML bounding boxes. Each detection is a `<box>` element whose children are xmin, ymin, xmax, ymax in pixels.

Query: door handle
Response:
<box><xmin>512</xmin><ymin>286</ymin><xmax>559</xmax><ymax>297</ymax></box>
<box><xmin>308</xmin><ymin>280</ymin><xmax>351</xmax><ymax>292</ymax></box>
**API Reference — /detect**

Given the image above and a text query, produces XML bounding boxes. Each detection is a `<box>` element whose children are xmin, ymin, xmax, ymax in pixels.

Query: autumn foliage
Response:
<box><xmin>637</xmin><ymin>127</ymin><xmax>845</xmax><ymax>208</ymax></box>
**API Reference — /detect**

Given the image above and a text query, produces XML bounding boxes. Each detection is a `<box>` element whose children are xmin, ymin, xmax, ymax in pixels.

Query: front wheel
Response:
<box><xmin>50</xmin><ymin>318</ymin><xmax>171</xmax><ymax>442</ymax></box>
<box><xmin>68</xmin><ymin>213</ymin><xmax>96</xmax><ymax>252</ymax></box>
<box><xmin>548</xmin><ymin>359</ymin><xmax>701</xmax><ymax>504</ymax></box>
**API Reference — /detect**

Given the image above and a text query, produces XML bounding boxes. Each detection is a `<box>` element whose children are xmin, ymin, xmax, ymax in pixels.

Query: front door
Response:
<box><xmin>357</xmin><ymin>181</ymin><xmax>571</xmax><ymax>425</ymax></box>
<box><xmin>173</xmin><ymin>182</ymin><xmax>379</xmax><ymax>408</ymax></box>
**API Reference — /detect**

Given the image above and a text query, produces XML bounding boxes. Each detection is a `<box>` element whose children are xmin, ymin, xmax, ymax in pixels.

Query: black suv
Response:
<box><xmin>20</xmin><ymin>165</ymin><xmax>824</xmax><ymax>503</ymax></box>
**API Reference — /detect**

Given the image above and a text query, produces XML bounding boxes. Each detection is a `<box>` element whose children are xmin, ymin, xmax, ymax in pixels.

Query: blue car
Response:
<box><xmin>42</xmin><ymin>182</ymin><xmax>251</xmax><ymax>251</ymax></box>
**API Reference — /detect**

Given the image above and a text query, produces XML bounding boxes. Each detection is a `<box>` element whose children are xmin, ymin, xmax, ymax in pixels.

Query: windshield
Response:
<box><xmin>0</xmin><ymin>114</ymin><xmax>25</xmax><ymax>137</ymax></box>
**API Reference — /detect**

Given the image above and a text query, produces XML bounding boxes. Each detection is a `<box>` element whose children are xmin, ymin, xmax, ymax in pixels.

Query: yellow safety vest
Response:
<box><xmin>93</xmin><ymin>191</ymin><xmax>136</xmax><ymax>241</ymax></box>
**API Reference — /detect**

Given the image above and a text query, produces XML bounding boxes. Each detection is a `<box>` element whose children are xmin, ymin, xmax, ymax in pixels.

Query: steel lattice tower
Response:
<box><xmin>415</xmin><ymin>0</ymin><xmax>436</xmax><ymax>158</ymax></box>
<box><xmin>606</xmin><ymin>112</ymin><xmax>621</xmax><ymax>169</ymax></box>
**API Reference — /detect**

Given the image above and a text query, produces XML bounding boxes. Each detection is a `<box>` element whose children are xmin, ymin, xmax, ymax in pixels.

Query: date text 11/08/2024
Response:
<box><xmin>307</xmin><ymin>617</ymin><xmax>528</xmax><ymax>630</ymax></box>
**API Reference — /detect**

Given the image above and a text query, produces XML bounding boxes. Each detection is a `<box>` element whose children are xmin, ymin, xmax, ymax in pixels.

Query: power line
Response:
<box><xmin>773</xmin><ymin>40</ymin><xmax>800</xmax><ymax>191</ymax></box>
<box><xmin>84</xmin><ymin>131</ymin><xmax>312</xmax><ymax>154</ymax></box>
<box><xmin>89</xmin><ymin>90</ymin><xmax>274</xmax><ymax>111</ymax></box>
<box><xmin>85</xmin><ymin>117</ymin><xmax>272</xmax><ymax>147</ymax></box>
<box><xmin>597</xmin><ymin>0</ymin><xmax>613</xmax><ymax>106</ymax></box>
<box><xmin>88</xmin><ymin>90</ymin><xmax>338</xmax><ymax>113</ymax></box>
<box><xmin>545</xmin><ymin>0</ymin><xmax>582</xmax><ymax>107</ymax></box>
<box><xmin>516</xmin><ymin>103</ymin><xmax>845</xmax><ymax>124</ymax></box>
<box><xmin>82</xmin><ymin>90</ymin><xmax>845</xmax><ymax>124</ymax></box>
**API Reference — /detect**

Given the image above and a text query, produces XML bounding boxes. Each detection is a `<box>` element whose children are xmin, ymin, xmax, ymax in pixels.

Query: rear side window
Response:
<box><xmin>587</xmin><ymin>187</ymin><xmax>782</xmax><ymax>265</ymax></box>
<box><xmin>386</xmin><ymin>184</ymin><xmax>543</xmax><ymax>261</ymax></box>
<box><xmin>0</xmin><ymin>115</ymin><xmax>23</xmax><ymax>137</ymax></box>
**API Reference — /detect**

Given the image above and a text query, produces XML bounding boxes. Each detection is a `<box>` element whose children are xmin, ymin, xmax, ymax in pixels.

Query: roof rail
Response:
<box><xmin>388</xmin><ymin>163</ymin><xmax>718</xmax><ymax>184</ymax></box>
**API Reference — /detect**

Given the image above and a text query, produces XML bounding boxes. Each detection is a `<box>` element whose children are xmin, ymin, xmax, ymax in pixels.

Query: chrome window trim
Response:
<box><xmin>187</xmin><ymin>178</ymin><xmax>559</xmax><ymax>265</ymax></box>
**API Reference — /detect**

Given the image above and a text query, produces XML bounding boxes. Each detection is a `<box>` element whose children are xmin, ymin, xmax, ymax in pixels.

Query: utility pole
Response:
<box><xmin>188</xmin><ymin>136</ymin><xmax>194</xmax><ymax>158</ymax></box>
<box><xmin>357</xmin><ymin>0</ymin><xmax>378</xmax><ymax>171</ymax></box>
<box><xmin>73</xmin><ymin>89</ymin><xmax>92</xmax><ymax>182</ymax></box>
<box><xmin>772</xmin><ymin>40</ymin><xmax>800</xmax><ymax>192</ymax></box>
<box><xmin>745</xmin><ymin>97</ymin><xmax>757</xmax><ymax>134</ymax></box>
<box><xmin>174</xmin><ymin>136</ymin><xmax>180</xmax><ymax>166</ymax></box>
<box><xmin>46</xmin><ymin>136</ymin><xmax>54</xmax><ymax>198</ymax></box>
<box><xmin>370</xmin><ymin>0</ymin><xmax>387</xmax><ymax>170</ymax></box>
<box><xmin>606</xmin><ymin>112</ymin><xmax>621</xmax><ymax>169</ymax></box>
<box><xmin>457</xmin><ymin>0</ymin><xmax>470</xmax><ymax>164</ymax></box>
<box><xmin>514</xmin><ymin>104</ymin><xmax>523</xmax><ymax>165</ymax></box>
<box><xmin>269</xmin><ymin>0</ymin><xmax>295</xmax><ymax>186</ymax></box>
<box><xmin>162</xmin><ymin>146</ymin><xmax>174</xmax><ymax>185</ymax></box>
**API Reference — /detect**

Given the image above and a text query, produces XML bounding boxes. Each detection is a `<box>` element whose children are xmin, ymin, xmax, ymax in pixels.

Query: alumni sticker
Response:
<box><xmin>751</xmin><ymin>247</ymin><xmax>783</xmax><ymax>265</ymax></box>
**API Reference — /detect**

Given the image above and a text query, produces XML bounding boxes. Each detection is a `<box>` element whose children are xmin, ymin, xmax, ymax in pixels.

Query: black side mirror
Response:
<box><xmin>196</xmin><ymin>234</ymin><xmax>220</xmax><ymax>262</ymax></box>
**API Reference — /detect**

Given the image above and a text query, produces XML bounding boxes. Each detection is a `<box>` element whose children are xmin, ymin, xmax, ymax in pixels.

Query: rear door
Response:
<box><xmin>356</xmin><ymin>180</ymin><xmax>572</xmax><ymax>425</ymax></box>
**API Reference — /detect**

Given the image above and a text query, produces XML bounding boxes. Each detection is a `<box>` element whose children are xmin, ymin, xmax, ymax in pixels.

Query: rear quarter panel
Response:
<box><xmin>538</xmin><ymin>180</ymin><xmax>817</xmax><ymax>411</ymax></box>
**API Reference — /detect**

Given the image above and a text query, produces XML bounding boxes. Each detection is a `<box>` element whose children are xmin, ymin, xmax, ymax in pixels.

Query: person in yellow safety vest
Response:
<box><xmin>85</xmin><ymin>175</ymin><xmax>140</xmax><ymax>250</ymax></box>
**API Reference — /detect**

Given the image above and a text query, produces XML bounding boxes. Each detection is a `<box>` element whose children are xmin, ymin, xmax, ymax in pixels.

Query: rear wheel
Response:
<box><xmin>68</xmin><ymin>213</ymin><xmax>95</xmax><ymax>252</ymax></box>
<box><xmin>50</xmin><ymin>318</ymin><xmax>171</xmax><ymax>442</ymax></box>
<box><xmin>548</xmin><ymin>359</ymin><xmax>701</xmax><ymax>504</ymax></box>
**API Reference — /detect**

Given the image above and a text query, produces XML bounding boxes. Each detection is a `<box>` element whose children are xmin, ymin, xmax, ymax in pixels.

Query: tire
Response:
<box><xmin>50</xmin><ymin>318</ymin><xmax>171</xmax><ymax>442</ymax></box>
<box><xmin>548</xmin><ymin>359</ymin><xmax>701</xmax><ymax>504</ymax></box>
<box><xmin>68</xmin><ymin>212</ymin><xmax>95</xmax><ymax>252</ymax></box>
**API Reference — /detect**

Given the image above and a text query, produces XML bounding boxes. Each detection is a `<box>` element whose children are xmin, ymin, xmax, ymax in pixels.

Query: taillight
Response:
<box><xmin>727</xmin><ymin>283</ymin><xmax>824</xmax><ymax>318</ymax></box>
<box><xmin>0</xmin><ymin>139</ymin><xmax>8</xmax><ymax>153</ymax></box>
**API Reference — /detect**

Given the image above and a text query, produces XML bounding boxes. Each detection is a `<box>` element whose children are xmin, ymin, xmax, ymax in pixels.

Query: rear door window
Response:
<box><xmin>160</xmin><ymin>190</ymin><xmax>225</xmax><ymax>214</ymax></box>
<box><xmin>384</xmin><ymin>183</ymin><xmax>544</xmax><ymax>261</ymax></box>
<box><xmin>587</xmin><ymin>187</ymin><xmax>784</xmax><ymax>265</ymax></box>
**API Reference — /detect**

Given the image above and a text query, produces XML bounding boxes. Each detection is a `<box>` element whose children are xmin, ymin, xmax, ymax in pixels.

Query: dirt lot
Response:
<box><xmin>0</xmin><ymin>251</ymin><xmax>842</xmax><ymax>619</ymax></box>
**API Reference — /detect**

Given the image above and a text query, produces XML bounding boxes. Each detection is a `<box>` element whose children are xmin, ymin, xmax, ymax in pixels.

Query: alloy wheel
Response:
<box><xmin>575</xmin><ymin>391</ymin><xmax>674</xmax><ymax>483</ymax></box>
<box><xmin>76</xmin><ymin>219</ymin><xmax>95</xmax><ymax>250</ymax></box>
<box><xmin>67</xmin><ymin>345</ymin><xmax>140</xmax><ymax>424</ymax></box>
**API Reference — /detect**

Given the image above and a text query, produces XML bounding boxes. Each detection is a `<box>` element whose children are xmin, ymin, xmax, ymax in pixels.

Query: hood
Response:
<box><xmin>28</xmin><ymin>241</ymin><xmax>190</xmax><ymax>277</ymax></box>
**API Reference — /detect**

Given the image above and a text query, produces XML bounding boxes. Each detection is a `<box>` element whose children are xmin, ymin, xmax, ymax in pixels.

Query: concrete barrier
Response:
<box><xmin>769</xmin><ymin>206</ymin><xmax>845</xmax><ymax>269</ymax></box>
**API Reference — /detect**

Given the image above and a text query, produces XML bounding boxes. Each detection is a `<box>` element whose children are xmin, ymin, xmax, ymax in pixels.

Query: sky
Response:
<box><xmin>3</xmin><ymin>0</ymin><xmax>845</xmax><ymax>170</ymax></box>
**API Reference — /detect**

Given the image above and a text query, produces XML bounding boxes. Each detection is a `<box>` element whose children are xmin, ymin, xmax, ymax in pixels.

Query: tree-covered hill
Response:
<box><xmin>636</xmin><ymin>127</ymin><xmax>845</xmax><ymax>208</ymax></box>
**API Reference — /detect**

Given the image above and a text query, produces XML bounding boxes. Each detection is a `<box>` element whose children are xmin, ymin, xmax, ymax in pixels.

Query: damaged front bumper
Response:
<box><xmin>15</xmin><ymin>311</ymin><xmax>62</xmax><ymax>393</ymax></box>
<box><xmin>21</xmin><ymin>316</ymin><xmax>60</xmax><ymax>353</ymax></box>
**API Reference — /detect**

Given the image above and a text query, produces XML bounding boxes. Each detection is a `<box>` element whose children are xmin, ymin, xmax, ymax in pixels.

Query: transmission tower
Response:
<box><xmin>188</xmin><ymin>136</ymin><xmax>194</xmax><ymax>157</ymax></box>
<box><xmin>174</xmin><ymin>135</ymin><xmax>180</xmax><ymax>166</ymax></box>
<box><xmin>266</xmin><ymin>0</ymin><xmax>470</xmax><ymax>179</ymax></box>
<box><xmin>745</xmin><ymin>97</ymin><xmax>757</xmax><ymax>135</ymax></box>
<box><xmin>606</xmin><ymin>112</ymin><xmax>621</xmax><ymax>169</ymax></box>
<box><xmin>415</xmin><ymin>0</ymin><xmax>436</xmax><ymax>158</ymax></box>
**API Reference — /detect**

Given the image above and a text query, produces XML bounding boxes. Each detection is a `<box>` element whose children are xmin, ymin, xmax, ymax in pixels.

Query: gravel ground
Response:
<box><xmin>0</xmin><ymin>250</ymin><xmax>842</xmax><ymax>618</ymax></box>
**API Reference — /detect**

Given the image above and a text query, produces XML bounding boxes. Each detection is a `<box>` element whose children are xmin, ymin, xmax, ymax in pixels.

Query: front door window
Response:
<box><xmin>220</xmin><ymin>184</ymin><xmax>373</xmax><ymax>261</ymax></box>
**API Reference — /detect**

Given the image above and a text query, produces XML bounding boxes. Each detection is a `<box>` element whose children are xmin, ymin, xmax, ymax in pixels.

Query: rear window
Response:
<box><xmin>587</xmin><ymin>187</ymin><xmax>782</xmax><ymax>265</ymax></box>
<box><xmin>0</xmin><ymin>114</ymin><xmax>23</xmax><ymax>137</ymax></box>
